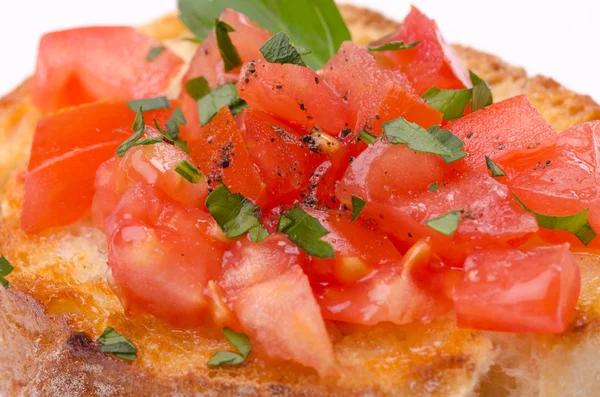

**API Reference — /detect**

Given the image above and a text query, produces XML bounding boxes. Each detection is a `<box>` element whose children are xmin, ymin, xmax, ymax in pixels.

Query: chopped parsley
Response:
<box><xmin>485</xmin><ymin>156</ymin><xmax>506</xmax><ymax>177</ymax></box>
<box><xmin>513</xmin><ymin>193</ymin><xmax>597</xmax><ymax>246</ymax></box>
<box><xmin>351</xmin><ymin>196</ymin><xmax>366</xmax><ymax>222</ymax></box>
<box><xmin>277</xmin><ymin>207</ymin><xmax>334</xmax><ymax>259</ymax></box>
<box><xmin>116</xmin><ymin>108</ymin><xmax>148</xmax><ymax>157</ymax></box>
<box><xmin>0</xmin><ymin>256</ymin><xmax>14</xmax><ymax>289</ymax></box>
<box><xmin>215</xmin><ymin>19</ymin><xmax>243</xmax><ymax>72</ymax></box>
<box><xmin>260</xmin><ymin>32</ymin><xmax>311</xmax><ymax>67</ymax></box>
<box><xmin>97</xmin><ymin>327</ymin><xmax>137</xmax><ymax>361</ymax></box>
<box><xmin>185</xmin><ymin>76</ymin><xmax>211</xmax><ymax>101</ymax></box>
<box><xmin>428</xmin><ymin>182</ymin><xmax>439</xmax><ymax>192</ymax></box>
<box><xmin>424</xmin><ymin>210</ymin><xmax>462</xmax><ymax>236</ymax></box>
<box><xmin>126</xmin><ymin>96</ymin><xmax>170</xmax><ymax>112</ymax></box>
<box><xmin>383</xmin><ymin>118</ymin><xmax>467</xmax><ymax>163</ymax></box>
<box><xmin>358</xmin><ymin>130</ymin><xmax>378</xmax><ymax>144</ymax></box>
<box><xmin>422</xmin><ymin>87</ymin><xmax>473</xmax><ymax>120</ymax></box>
<box><xmin>470</xmin><ymin>70</ymin><xmax>493</xmax><ymax>112</ymax></box>
<box><xmin>153</xmin><ymin>108</ymin><xmax>190</xmax><ymax>154</ymax></box>
<box><xmin>368</xmin><ymin>41</ymin><xmax>420</xmax><ymax>52</ymax></box>
<box><xmin>146</xmin><ymin>45</ymin><xmax>166</xmax><ymax>62</ymax></box>
<box><xmin>197</xmin><ymin>83</ymin><xmax>247</xmax><ymax>126</ymax></box>
<box><xmin>175</xmin><ymin>160</ymin><xmax>204</xmax><ymax>183</ymax></box>
<box><xmin>207</xmin><ymin>328</ymin><xmax>252</xmax><ymax>366</ymax></box>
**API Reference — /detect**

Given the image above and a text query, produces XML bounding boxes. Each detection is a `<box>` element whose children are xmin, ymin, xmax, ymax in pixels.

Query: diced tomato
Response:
<box><xmin>219</xmin><ymin>236</ymin><xmax>337</xmax><ymax>376</ymax></box>
<box><xmin>453</xmin><ymin>244</ymin><xmax>580</xmax><ymax>333</ymax></box>
<box><xmin>180</xmin><ymin>9</ymin><xmax>271</xmax><ymax>138</ymax></box>
<box><xmin>238</xmin><ymin>59</ymin><xmax>355</xmax><ymax>136</ymax></box>
<box><xmin>31</xmin><ymin>27</ymin><xmax>183</xmax><ymax>114</ymax></box>
<box><xmin>321</xmin><ymin>42</ymin><xmax>442</xmax><ymax>135</ymax></box>
<box><xmin>21</xmin><ymin>100</ymin><xmax>174</xmax><ymax>233</ymax></box>
<box><xmin>496</xmin><ymin>121</ymin><xmax>600</xmax><ymax>247</ymax></box>
<box><xmin>372</xmin><ymin>7</ymin><xmax>470</xmax><ymax>94</ymax></box>
<box><xmin>446</xmin><ymin>95</ymin><xmax>558</xmax><ymax>170</ymax></box>
<box><xmin>188</xmin><ymin>107</ymin><xmax>268</xmax><ymax>205</ymax></box>
<box><xmin>92</xmin><ymin>128</ymin><xmax>208</xmax><ymax>227</ymax></box>
<box><xmin>316</xmin><ymin>238</ymin><xmax>451</xmax><ymax>325</ymax></box>
<box><xmin>105</xmin><ymin>183</ymin><xmax>226</xmax><ymax>328</ymax></box>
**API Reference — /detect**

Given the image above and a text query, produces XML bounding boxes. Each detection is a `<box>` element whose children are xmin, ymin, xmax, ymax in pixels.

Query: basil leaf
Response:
<box><xmin>368</xmin><ymin>41</ymin><xmax>420</xmax><ymax>52</ymax></box>
<box><xmin>424</xmin><ymin>210</ymin><xmax>462</xmax><ymax>236</ymax></box>
<box><xmin>0</xmin><ymin>256</ymin><xmax>14</xmax><ymax>289</ymax></box>
<box><xmin>185</xmin><ymin>76</ymin><xmax>211</xmax><ymax>101</ymax></box>
<box><xmin>132</xmin><ymin>137</ymin><xmax>164</xmax><ymax>146</ymax></box>
<box><xmin>215</xmin><ymin>20</ymin><xmax>243</xmax><ymax>72</ymax></box>
<box><xmin>294</xmin><ymin>45</ymin><xmax>312</xmax><ymax>56</ymax></box>
<box><xmin>358</xmin><ymin>130</ymin><xmax>377</xmax><ymax>144</ymax></box>
<box><xmin>198</xmin><ymin>83</ymin><xmax>246</xmax><ymax>126</ymax></box>
<box><xmin>422</xmin><ymin>87</ymin><xmax>472</xmax><ymax>120</ymax></box>
<box><xmin>470</xmin><ymin>70</ymin><xmax>493</xmax><ymax>112</ymax></box>
<box><xmin>147</xmin><ymin>45</ymin><xmax>166</xmax><ymax>62</ymax></box>
<box><xmin>351</xmin><ymin>196</ymin><xmax>366</xmax><ymax>222</ymax></box>
<box><xmin>260</xmin><ymin>32</ymin><xmax>308</xmax><ymax>67</ymax></box>
<box><xmin>485</xmin><ymin>156</ymin><xmax>506</xmax><ymax>177</ymax></box>
<box><xmin>117</xmin><ymin>108</ymin><xmax>146</xmax><ymax>157</ymax></box>
<box><xmin>175</xmin><ymin>160</ymin><xmax>204</xmax><ymax>183</ymax></box>
<box><xmin>249</xmin><ymin>225</ymin><xmax>269</xmax><ymax>242</ymax></box>
<box><xmin>207</xmin><ymin>351</ymin><xmax>245</xmax><ymax>366</ymax></box>
<box><xmin>513</xmin><ymin>193</ymin><xmax>597</xmax><ymax>246</ymax></box>
<box><xmin>206</xmin><ymin>184</ymin><xmax>263</xmax><ymax>239</ymax></box>
<box><xmin>177</xmin><ymin>0</ymin><xmax>351</xmax><ymax>69</ymax></box>
<box><xmin>383</xmin><ymin>118</ymin><xmax>467</xmax><ymax>164</ymax></box>
<box><xmin>97</xmin><ymin>327</ymin><xmax>137</xmax><ymax>361</ymax></box>
<box><xmin>277</xmin><ymin>206</ymin><xmax>334</xmax><ymax>259</ymax></box>
<box><xmin>126</xmin><ymin>96</ymin><xmax>170</xmax><ymax>112</ymax></box>
<box><xmin>223</xmin><ymin>328</ymin><xmax>252</xmax><ymax>358</ymax></box>
<box><xmin>428</xmin><ymin>182</ymin><xmax>439</xmax><ymax>192</ymax></box>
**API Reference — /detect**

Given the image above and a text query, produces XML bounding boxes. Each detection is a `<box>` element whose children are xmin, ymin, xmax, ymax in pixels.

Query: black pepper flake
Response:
<box><xmin>497</xmin><ymin>143</ymin><xmax>505</xmax><ymax>150</ymax></box>
<box><xmin>302</xmin><ymin>135</ymin><xmax>319</xmax><ymax>152</ymax></box>
<box><xmin>375</xmin><ymin>114</ymin><xmax>381</xmax><ymax>120</ymax></box>
<box><xmin>466</xmin><ymin>131</ymin><xmax>473</xmax><ymax>139</ymax></box>
<box><xmin>315</xmin><ymin>77</ymin><xmax>320</xmax><ymax>84</ymax></box>
<box><xmin>299</xmin><ymin>103</ymin><xmax>306</xmax><ymax>111</ymax></box>
<box><xmin>204</xmin><ymin>49</ymin><xmax>209</xmax><ymax>56</ymax></box>
<box><xmin>276</xmin><ymin>84</ymin><xmax>283</xmax><ymax>89</ymax></box>
<box><xmin>340</xmin><ymin>128</ymin><xmax>351</xmax><ymax>138</ymax></box>
<box><xmin>408</xmin><ymin>232</ymin><xmax>413</xmax><ymax>238</ymax></box>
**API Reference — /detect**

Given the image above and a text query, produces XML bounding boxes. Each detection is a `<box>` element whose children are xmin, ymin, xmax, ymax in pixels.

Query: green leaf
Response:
<box><xmin>485</xmin><ymin>156</ymin><xmax>506</xmax><ymax>177</ymax></box>
<box><xmin>513</xmin><ymin>193</ymin><xmax>597</xmax><ymax>246</ymax></box>
<box><xmin>116</xmin><ymin>108</ymin><xmax>146</xmax><ymax>157</ymax></box>
<box><xmin>146</xmin><ymin>45</ymin><xmax>166</xmax><ymax>62</ymax></box>
<box><xmin>175</xmin><ymin>160</ymin><xmax>204</xmax><ymax>183</ymax></box>
<box><xmin>181</xmin><ymin>37</ymin><xmax>203</xmax><ymax>44</ymax></box>
<box><xmin>260</xmin><ymin>32</ymin><xmax>309</xmax><ymax>67</ymax></box>
<box><xmin>470</xmin><ymin>70</ymin><xmax>493</xmax><ymax>112</ymax></box>
<box><xmin>207</xmin><ymin>351</ymin><xmax>245</xmax><ymax>366</ymax></box>
<box><xmin>368</xmin><ymin>41</ymin><xmax>420</xmax><ymax>52</ymax></box>
<box><xmin>422</xmin><ymin>87</ymin><xmax>473</xmax><ymax>120</ymax></box>
<box><xmin>249</xmin><ymin>225</ymin><xmax>269</xmax><ymax>242</ymax></box>
<box><xmin>126</xmin><ymin>96</ymin><xmax>170</xmax><ymax>112</ymax></box>
<box><xmin>0</xmin><ymin>256</ymin><xmax>14</xmax><ymax>289</ymax></box>
<box><xmin>223</xmin><ymin>328</ymin><xmax>252</xmax><ymax>358</ymax></box>
<box><xmin>206</xmin><ymin>184</ymin><xmax>263</xmax><ymax>239</ymax></box>
<box><xmin>185</xmin><ymin>76</ymin><xmax>211</xmax><ymax>100</ymax></box>
<box><xmin>215</xmin><ymin>19</ymin><xmax>243</xmax><ymax>72</ymax></box>
<box><xmin>198</xmin><ymin>83</ymin><xmax>246</xmax><ymax>126</ymax></box>
<box><xmin>277</xmin><ymin>206</ymin><xmax>334</xmax><ymax>259</ymax></box>
<box><xmin>428</xmin><ymin>182</ymin><xmax>439</xmax><ymax>192</ymax></box>
<box><xmin>383</xmin><ymin>118</ymin><xmax>467</xmax><ymax>164</ymax></box>
<box><xmin>351</xmin><ymin>196</ymin><xmax>366</xmax><ymax>222</ymax></box>
<box><xmin>97</xmin><ymin>327</ymin><xmax>137</xmax><ymax>361</ymax></box>
<box><xmin>177</xmin><ymin>0</ymin><xmax>351</xmax><ymax>69</ymax></box>
<box><xmin>358</xmin><ymin>130</ymin><xmax>377</xmax><ymax>144</ymax></box>
<box><xmin>424</xmin><ymin>210</ymin><xmax>462</xmax><ymax>236</ymax></box>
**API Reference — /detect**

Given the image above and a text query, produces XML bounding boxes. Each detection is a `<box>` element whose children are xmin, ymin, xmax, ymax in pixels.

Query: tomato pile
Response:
<box><xmin>22</xmin><ymin>6</ymin><xmax>596</xmax><ymax>374</ymax></box>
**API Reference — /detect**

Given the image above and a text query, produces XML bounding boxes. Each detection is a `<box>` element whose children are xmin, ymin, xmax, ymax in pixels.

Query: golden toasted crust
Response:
<box><xmin>1</xmin><ymin>5</ymin><xmax>599</xmax><ymax>397</ymax></box>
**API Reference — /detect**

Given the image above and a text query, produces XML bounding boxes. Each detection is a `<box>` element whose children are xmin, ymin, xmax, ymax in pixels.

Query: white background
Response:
<box><xmin>0</xmin><ymin>0</ymin><xmax>598</xmax><ymax>101</ymax></box>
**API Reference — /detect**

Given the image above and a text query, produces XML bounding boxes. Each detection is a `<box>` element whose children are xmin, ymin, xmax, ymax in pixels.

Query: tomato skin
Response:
<box><xmin>453</xmin><ymin>244</ymin><xmax>580</xmax><ymax>333</ymax></box>
<box><xmin>446</xmin><ymin>95</ymin><xmax>558</xmax><ymax>170</ymax></box>
<box><xmin>373</xmin><ymin>7</ymin><xmax>470</xmax><ymax>94</ymax></box>
<box><xmin>21</xmin><ymin>100</ymin><xmax>174</xmax><ymax>234</ymax></box>
<box><xmin>92</xmin><ymin>128</ymin><xmax>209</xmax><ymax>228</ymax></box>
<box><xmin>219</xmin><ymin>236</ymin><xmax>337</xmax><ymax>377</ymax></box>
<box><xmin>105</xmin><ymin>183</ymin><xmax>226</xmax><ymax>328</ymax></box>
<box><xmin>238</xmin><ymin>59</ymin><xmax>355</xmax><ymax>136</ymax></box>
<box><xmin>321</xmin><ymin>41</ymin><xmax>442</xmax><ymax>135</ymax></box>
<box><xmin>31</xmin><ymin>27</ymin><xmax>183</xmax><ymax>114</ymax></box>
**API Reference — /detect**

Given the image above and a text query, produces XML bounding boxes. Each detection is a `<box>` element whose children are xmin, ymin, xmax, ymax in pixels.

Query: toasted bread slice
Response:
<box><xmin>1</xmin><ymin>5</ymin><xmax>599</xmax><ymax>396</ymax></box>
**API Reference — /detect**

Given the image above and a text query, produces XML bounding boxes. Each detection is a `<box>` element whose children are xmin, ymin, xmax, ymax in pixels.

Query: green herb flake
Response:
<box><xmin>198</xmin><ymin>83</ymin><xmax>246</xmax><ymax>126</ymax></box>
<box><xmin>175</xmin><ymin>160</ymin><xmax>204</xmax><ymax>183</ymax></box>
<box><xmin>383</xmin><ymin>118</ymin><xmax>467</xmax><ymax>164</ymax></box>
<box><xmin>177</xmin><ymin>0</ymin><xmax>351</xmax><ymax>70</ymax></box>
<box><xmin>117</xmin><ymin>108</ymin><xmax>146</xmax><ymax>157</ymax></box>
<box><xmin>428</xmin><ymin>182</ymin><xmax>439</xmax><ymax>192</ymax></box>
<box><xmin>215</xmin><ymin>19</ymin><xmax>242</xmax><ymax>72</ymax></box>
<box><xmin>422</xmin><ymin>87</ymin><xmax>473</xmax><ymax>120</ymax></box>
<box><xmin>424</xmin><ymin>210</ymin><xmax>462</xmax><ymax>236</ymax></box>
<box><xmin>260</xmin><ymin>32</ymin><xmax>309</xmax><ymax>67</ymax></box>
<box><xmin>485</xmin><ymin>156</ymin><xmax>506</xmax><ymax>178</ymax></box>
<box><xmin>181</xmin><ymin>37</ymin><xmax>202</xmax><ymax>44</ymax></box>
<box><xmin>513</xmin><ymin>193</ymin><xmax>597</xmax><ymax>246</ymax></box>
<box><xmin>470</xmin><ymin>70</ymin><xmax>493</xmax><ymax>112</ymax></box>
<box><xmin>0</xmin><ymin>256</ymin><xmax>14</xmax><ymax>289</ymax></box>
<box><xmin>358</xmin><ymin>130</ymin><xmax>378</xmax><ymax>144</ymax></box>
<box><xmin>206</xmin><ymin>184</ymin><xmax>264</xmax><ymax>239</ymax></box>
<box><xmin>350</xmin><ymin>196</ymin><xmax>366</xmax><ymax>222</ymax></box>
<box><xmin>146</xmin><ymin>45</ymin><xmax>166</xmax><ymax>62</ymax></box>
<box><xmin>277</xmin><ymin>206</ymin><xmax>334</xmax><ymax>259</ymax></box>
<box><xmin>368</xmin><ymin>41</ymin><xmax>420</xmax><ymax>52</ymax></box>
<box><xmin>97</xmin><ymin>327</ymin><xmax>137</xmax><ymax>361</ymax></box>
<box><xmin>207</xmin><ymin>328</ymin><xmax>252</xmax><ymax>367</ymax></box>
<box><xmin>153</xmin><ymin>109</ymin><xmax>191</xmax><ymax>154</ymax></box>
<box><xmin>249</xmin><ymin>224</ymin><xmax>269</xmax><ymax>242</ymax></box>
<box><xmin>126</xmin><ymin>96</ymin><xmax>170</xmax><ymax>112</ymax></box>
<box><xmin>185</xmin><ymin>76</ymin><xmax>211</xmax><ymax>101</ymax></box>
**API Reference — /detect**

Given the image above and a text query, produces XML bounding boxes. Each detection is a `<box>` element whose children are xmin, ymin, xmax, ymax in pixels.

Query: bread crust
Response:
<box><xmin>0</xmin><ymin>5</ymin><xmax>599</xmax><ymax>397</ymax></box>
